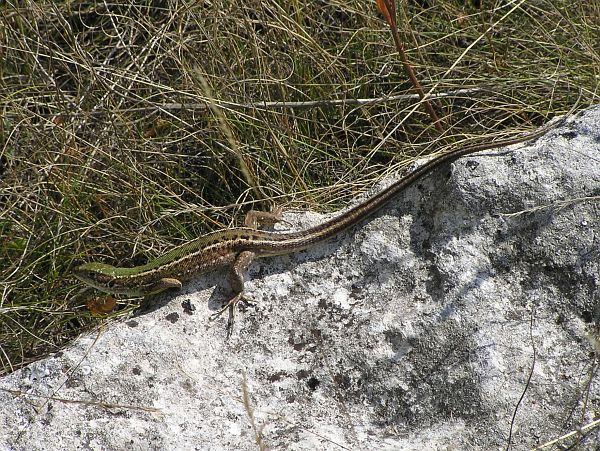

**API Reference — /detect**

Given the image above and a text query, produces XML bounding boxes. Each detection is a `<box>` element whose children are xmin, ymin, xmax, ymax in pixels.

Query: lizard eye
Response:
<box><xmin>107</xmin><ymin>280</ymin><xmax>116</xmax><ymax>289</ymax></box>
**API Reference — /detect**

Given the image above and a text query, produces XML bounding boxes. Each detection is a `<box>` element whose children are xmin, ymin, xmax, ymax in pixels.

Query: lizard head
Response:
<box><xmin>73</xmin><ymin>262</ymin><xmax>180</xmax><ymax>297</ymax></box>
<box><xmin>72</xmin><ymin>262</ymin><xmax>121</xmax><ymax>293</ymax></box>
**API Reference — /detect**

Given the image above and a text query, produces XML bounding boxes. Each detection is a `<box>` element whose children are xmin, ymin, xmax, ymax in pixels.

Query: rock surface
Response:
<box><xmin>1</xmin><ymin>106</ymin><xmax>599</xmax><ymax>450</ymax></box>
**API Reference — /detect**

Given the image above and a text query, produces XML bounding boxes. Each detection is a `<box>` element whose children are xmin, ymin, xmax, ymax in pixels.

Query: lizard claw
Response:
<box><xmin>210</xmin><ymin>293</ymin><xmax>251</xmax><ymax>337</ymax></box>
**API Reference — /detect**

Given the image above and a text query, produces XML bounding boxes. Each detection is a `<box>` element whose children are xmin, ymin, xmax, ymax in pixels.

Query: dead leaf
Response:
<box><xmin>87</xmin><ymin>296</ymin><xmax>117</xmax><ymax>315</ymax></box>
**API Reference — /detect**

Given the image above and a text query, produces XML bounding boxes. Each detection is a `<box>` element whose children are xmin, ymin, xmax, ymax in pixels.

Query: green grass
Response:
<box><xmin>1</xmin><ymin>0</ymin><xmax>598</xmax><ymax>375</ymax></box>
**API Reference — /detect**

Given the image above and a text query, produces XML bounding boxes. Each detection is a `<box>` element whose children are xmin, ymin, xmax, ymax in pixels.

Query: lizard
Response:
<box><xmin>73</xmin><ymin>119</ymin><xmax>562</xmax><ymax>322</ymax></box>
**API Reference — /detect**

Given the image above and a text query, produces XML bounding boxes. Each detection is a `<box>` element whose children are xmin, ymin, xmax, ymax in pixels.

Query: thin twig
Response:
<box><xmin>377</xmin><ymin>0</ymin><xmax>445</xmax><ymax>133</ymax></box>
<box><xmin>506</xmin><ymin>308</ymin><xmax>536</xmax><ymax>450</ymax></box>
<box><xmin>534</xmin><ymin>417</ymin><xmax>600</xmax><ymax>450</ymax></box>
<box><xmin>19</xmin><ymin>88</ymin><xmax>485</xmax><ymax>117</ymax></box>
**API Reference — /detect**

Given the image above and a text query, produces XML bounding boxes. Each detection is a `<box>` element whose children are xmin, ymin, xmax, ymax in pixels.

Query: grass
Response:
<box><xmin>0</xmin><ymin>0</ymin><xmax>598</xmax><ymax>376</ymax></box>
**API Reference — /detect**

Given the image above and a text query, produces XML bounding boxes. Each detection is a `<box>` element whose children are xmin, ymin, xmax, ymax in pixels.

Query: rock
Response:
<box><xmin>1</xmin><ymin>106</ymin><xmax>599</xmax><ymax>450</ymax></box>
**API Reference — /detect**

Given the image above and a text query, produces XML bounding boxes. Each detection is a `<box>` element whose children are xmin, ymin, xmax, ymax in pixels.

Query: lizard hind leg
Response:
<box><xmin>244</xmin><ymin>205</ymin><xmax>291</xmax><ymax>229</ymax></box>
<box><xmin>210</xmin><ymin>250</ymin><xmax>256</xmax><ymax>335</ymax></box>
